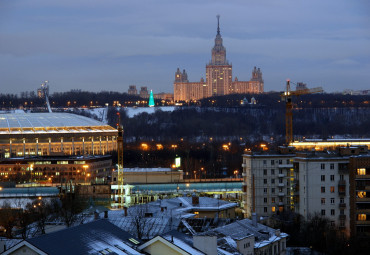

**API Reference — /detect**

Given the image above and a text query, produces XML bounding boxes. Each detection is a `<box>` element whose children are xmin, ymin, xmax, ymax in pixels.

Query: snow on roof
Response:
<box><xmin>24</xmin><ymin>219</ymin><xmax>143</xmax><ymax>255</ymax></box>
<box><xmin>161</xmin><ymin>233</ymin><xmax>205</xmax><ymax>255</ymax></box>
<box><xmin>124</xmin><ymin>106</ymin><xmax>176</xmax><ymax>118</ymax></box>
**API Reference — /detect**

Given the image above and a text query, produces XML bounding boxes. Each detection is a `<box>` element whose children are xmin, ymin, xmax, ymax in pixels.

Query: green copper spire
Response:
<box><xmin>148</xmin><ymin>90</ymin><xmax>155</xmax><ymax>107</ymax></box>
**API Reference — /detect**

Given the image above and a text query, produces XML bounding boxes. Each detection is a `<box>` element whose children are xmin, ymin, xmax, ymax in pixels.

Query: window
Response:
<box><xmin>264</xmin><ymin>207</ymin><xmax>267</xmax><ymax>212</ymax></box>
<box><xmin>331</xmin><ymin>209</ymin><xmax>335</xmax><ymax>216</ymax></box>
<box><xmin>340</xmin><ymin>198</ymin><xmax>344</xmax><ymax>204</ymax></box>
<box><xmin>279</xmin><ymin>169</ymin><xmax>283</xmax><ymax>174</ymax></box>
<box><xmin>321</xmin><ymin>175</ymin><xmax>325</xmax><ymax>182</ymax></box>
<box><xmin>358</xmin><ymin>214</ymin><xmax>366</xmax><ymax>221</ymax></box>
<box><xmin>272</xmin><ymin>206</ymin><xmax>276</xmax><ymax>212</ymax></box>
<box><xmin>271</xmin><ymin>179</ymin><xmax>275</xmax><ymax>184</ymax></box>
<box><xmin>357</xmin><ymin>168</ymin><xmax>366</xmax><ymax>175</ymax></box>
<box><xmin>264</xmin><ymin>179</ymin><xmax>267</xmax><ymax>184</ymax></box>
<box><xmin>263</xmin><ymin>160</ymin><xmax>267</xmax><ymax>165</ymax></box>
<box><xmin>271</xmin><ymin>160</ymin><xmax>275</xmax><ymax>165</ymax></box>
<box><xmin>263</xmin><ymin>188</ymin><xmax>267</xmax><ymax>193</ymax></box>
<box><xmin>357</xmin><ymin>191</ymin><xmax>366</xmax><ymax>198</ymax></box>
<box><xmin>279</xmin><ymin>178</ymin><xmax>283</xmax><ymax>183</ymax></box>
<box><xmin>330</xmin><ymin>221</ymin><xmax>335</xmax><ymax>226</ymax></box>
<box><xmin>321</xmin><ymin>164</ymin><xmax>325</xmax><ymax>170</ymax></box>
<box><xmin>321</xmin><ymin>187</ymin><xmax>325</xmax><ymax>193</ymax></box>
<box><xmin>321</xmin><ymin>209</ymin><xmax>326</xmax><ymax>216</ymax></box>
<box><xmin>331</xmin><ymin>198</ymin><xmax>335</xmax><ymax>204</ymax></box>
<box><xmin>264</xmin><ymin>198</ymin><xmax>267</xmax><ymax>203</ymax></box>
<box><xmin>340</xmin><ymin>174</ymin><xmax>344</xmax><ymax>181</ymax></box>
<box><xmin>263</xmin><ymin>169</ymin><xmax>267</xmax><ymax>175</ymax></box>
<box><xmin>330</xmin><ymin>163</ymin><xmax>334</xmax><ymax>170</ymax></box>
<box><xmin>271</xmin><ymin>188</ymin><xmax>275</xmax><ymax>194</ymax></box>
<box><xmin>330</xmin><ymin>175</ymin><xmax>335</xmax><ymax>181</ymax></box>
<box><xmin>279</xmin><ymin>160</ymin><xmax>282</xmax><ymax>164</ymax></box>
<box><xmin>271</xmin><ymin>197</ymin><xmax>275</xmax><ymax>203</ymax></box>
<box><xmin>321</xmin><ymin>198</ymin><xmax>325</xmax><ymax>205</ymax></box>
<box><xmin>271</xmin><ymin>169</ymin><xmax>275</xmax><ymax>175</ymax></box>
<box><xmin>330</xmin><ymin>186</ymin><xmax>335</xmax><ymax>193</ymax></box>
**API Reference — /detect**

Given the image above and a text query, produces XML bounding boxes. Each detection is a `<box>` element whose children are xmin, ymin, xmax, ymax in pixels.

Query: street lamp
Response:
<box><xmin>233</xmin><ymin>170</ymin><xmax>239</xmax><ymax>178</ymax></box>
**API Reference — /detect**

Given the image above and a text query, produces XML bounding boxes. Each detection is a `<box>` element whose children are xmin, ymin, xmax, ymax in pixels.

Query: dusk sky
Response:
<box><xmin>0</xmin><ymin>0</ymin><xmax>369</xmax><ymax>95</ymax></box>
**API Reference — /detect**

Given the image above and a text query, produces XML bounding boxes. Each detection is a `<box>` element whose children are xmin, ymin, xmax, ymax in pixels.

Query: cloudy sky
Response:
<box><xmin>0</xmin><ymin>0</ymin><xmax>369</xmax><ymax>94</ymax></box>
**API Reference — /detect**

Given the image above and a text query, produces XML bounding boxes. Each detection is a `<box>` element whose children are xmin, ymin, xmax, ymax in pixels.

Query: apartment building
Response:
<box><xmin>242</xmin><ymin>147</ymin><xmax>295</xmax><ymax>218</ymax></box>
<box><xmin>294</xmin><ymin>149</ymin><xmax>352</xmax><ymax>235</ymax></box>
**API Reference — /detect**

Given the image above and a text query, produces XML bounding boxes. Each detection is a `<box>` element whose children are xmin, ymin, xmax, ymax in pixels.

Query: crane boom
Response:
<box><xmin>281</xmin><ymin>80</ymin><xmax>323</xmax><ymax>145</ymax></box>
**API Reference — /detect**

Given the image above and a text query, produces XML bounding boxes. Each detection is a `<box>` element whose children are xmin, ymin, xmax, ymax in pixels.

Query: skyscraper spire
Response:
<box><xmin>217</xmin><ymin>14</ymin><xmax>220</xmax><ymax>35</ymax></box>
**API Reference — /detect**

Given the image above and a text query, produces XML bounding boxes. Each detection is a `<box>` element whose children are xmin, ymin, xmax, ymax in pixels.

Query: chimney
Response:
<box><xmin>252</xmin><ymin>212</ymin><xmax>257</xmax><ymax>227</ymax></box>
<box><xmin>192</xmin><ymin>195</ymin><xmax>199</xmax><ymax>205</ymax></box>
<box><xmin>123</xmin><ymin>207</ymin><xmax>128</xmax><ymax>217</ymax></box>
<box><xmin>94</xmin><ymin>211</ymin><xmax>99</xmax><ymax>220</ymax></box>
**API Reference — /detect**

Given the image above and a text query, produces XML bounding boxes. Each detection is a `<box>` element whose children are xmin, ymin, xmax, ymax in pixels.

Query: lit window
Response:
<box><xmin>358</xmin><ymin>214</ymin><xmax>366</xmax><ymax>221</ymax></box>
<box><xmin>330</xmin><ymin>186</ymin><xmax>335</xmax><ymax>193</ymax></box>
<box><xmin>272</xmin><ymin>207</ymin><xmax>276</xmax><ymax>212</ymax></box>
<box><xmin>321</xmin><ymin>187</ymin><xmax>325</xmax><ymax>193</ymax></box>
<box><xmin>357</xmin><ymin>168</ymin><xmax>366</xmax><ymax>175</ymax></box>
<box><xmin>357</xmin><ymin>191</ymin><xmax>366</xmax><ymax>198</ymax></box>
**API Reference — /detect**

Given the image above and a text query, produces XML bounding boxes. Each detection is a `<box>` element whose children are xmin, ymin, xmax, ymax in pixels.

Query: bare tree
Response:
<box><xmin>59</xmin><ymin>194</ymin><xmax>87</xmax><ymax>227</ymax></box>
<box><xmin>129</xmin><ymin>206</ymin><xmax>156</xmax><ymax>240</ymax></box>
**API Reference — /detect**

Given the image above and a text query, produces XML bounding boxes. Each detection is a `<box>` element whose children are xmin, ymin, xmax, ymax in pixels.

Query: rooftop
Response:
<box><xmin>0</xmin><ymin>112</ymin><xmax>116</xmax><ymax>134</ymax></box>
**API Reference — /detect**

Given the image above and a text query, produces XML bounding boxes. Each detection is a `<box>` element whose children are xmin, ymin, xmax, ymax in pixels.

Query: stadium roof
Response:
<box><xmin>0</xmin><ymin>112</ymin><xmax>116</xmax><ymax>135</ymax></box>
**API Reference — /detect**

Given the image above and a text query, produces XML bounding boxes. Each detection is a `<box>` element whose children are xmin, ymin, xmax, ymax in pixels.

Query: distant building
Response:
<box><xmin>174</xmin><ymin>16</ymin><xmax>264</xmax><ymax>102</ymax></box>
<box><xmin>128</xmin><ymin>85</ymin><xmax>138</xmax><ymax>95</ymax></box>
<box><xmin>139</xmin><ymin>87</ymin><xmax>149</xmax><ymax>99</ymax></box>
<box><xmin>112</xmin><ymin>168</ymin><xmax>183</xmax><ymax>184</ymax></box>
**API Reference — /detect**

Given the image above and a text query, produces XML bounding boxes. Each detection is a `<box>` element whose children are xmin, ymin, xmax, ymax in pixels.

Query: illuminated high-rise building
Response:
<box><xmin>174</xmin><ymin>16</ymin><xmax>264</xmax><ymax>102</ymax></box>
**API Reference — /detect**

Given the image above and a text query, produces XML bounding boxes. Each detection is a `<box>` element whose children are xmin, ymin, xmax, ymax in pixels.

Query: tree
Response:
<box><xmin>59</xmin><ymin>194</ymin><xmax>88</xmax><ymax>227</ymax></box>
<box><xmin>129</xmin><ymin>206</ymin><xmax>156</xmax><ymax>240</ymax></box>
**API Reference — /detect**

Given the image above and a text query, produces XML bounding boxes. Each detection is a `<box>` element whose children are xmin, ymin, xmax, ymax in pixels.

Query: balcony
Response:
<box><xmin>356</xmin><ymin>197</ymin><xmax>370</xmax><ymax>202</ymax></box>
<box><xmin>339</xmin><ymin>203</ymin><xmax>346</xmax><ymax>209</ymax></box>
<box><xmin>278</xmin><ymin>192</ymin><xmax>285</xmax><ymax>197</ymax></box>
<box><xmin>356</xmin><ymin>220</ymin><xmax>370</xmax><ymax>225</ymax></box>
<box><xmin>355</xmin><ymin>175</ymin><xmax>370</xmax><ymax>180</ymax></box>
<box><xmin>278</xmin><ymin>183</ymin><xmax>285</xmax><ymax>187</ymax></box>
<box><xmin>278</xmin><ymin>174</ymin><xmax>285</xmax><ymax>178</ymax></box>
<box><xmin>339</xmin><ymin>214</ymin><xmax>346</xmax><ymax>220</ymax></box>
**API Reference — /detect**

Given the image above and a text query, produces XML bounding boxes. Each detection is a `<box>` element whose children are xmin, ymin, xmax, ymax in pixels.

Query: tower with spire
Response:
<box><xmin>173</xmin><ymin>16</ymin><xmax>264</xmax><ymax>102</ymax></box>
<box><xmin>206</xmin><ymin>15</ymin><xmax>232</xmax><ymax>97</ymax></box>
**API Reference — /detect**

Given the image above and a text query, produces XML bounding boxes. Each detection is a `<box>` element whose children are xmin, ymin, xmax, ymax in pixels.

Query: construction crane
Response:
<box><xmin>281</xmin><ymin>80</ymin><xmax>323</xmax><ymax>145</ymax></box>
<box><xmin>116</xmin><ymin>112</ymin><xmax>125</xmax><ymax>207</ymax></box>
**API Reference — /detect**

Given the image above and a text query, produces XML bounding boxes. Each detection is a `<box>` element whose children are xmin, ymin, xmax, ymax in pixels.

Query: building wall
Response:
<box><xmin>242</xmin><ymin>153</ymin><xmax>295</xmax><ymax>218</ymax></box>
<box><xmin>296</xmin><ymin>157</ymin><xmax>350</xmax><ymax>234</ymax></box>
<box><xmin>193</xmin><ymin>236</ymin><xmax>217</xmax><ymax>255</ymax></box>
<box><xmin>6</xmin><ymin>245</ymin><xmax>41</xmax><ymax>255</ymax></box>
<box><xmin>236</xmin><ymin>236</ymin><xmax>254</xmax><ymax>255</ymax></box>
<box><xmin>0</xmin><ymin>133</ymin><xmax>117</xmax><ymax>159</ymax></box>
<box><xmin>142</xmin><ymin>240</ymin><xmax>187</xmax><ymax>255</ymax></box>
<box><xmin>113</xmin><ymin>170</ymin><xmax>183</xmax><ymax>184</ymax></box>
<box><xmin>349</xmin><ymin>156</ymin><xmax>370</xmax><ymax>237</ymax></box>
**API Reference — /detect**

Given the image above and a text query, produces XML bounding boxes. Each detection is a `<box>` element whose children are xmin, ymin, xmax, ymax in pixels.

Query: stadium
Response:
<box><xmin>0</xmin><ymin>112</ymin><xmax>117</xmax><ymax>183</ymax></box>
<box><xmin>0</xmin><ymin>112</ymin><xmax>118</xmax><ymax>158</ymax></box>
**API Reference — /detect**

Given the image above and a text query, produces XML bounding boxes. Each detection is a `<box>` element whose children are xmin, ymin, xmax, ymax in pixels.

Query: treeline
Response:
<box><xmin>198</xmin><ymin>92</ymin><xmax>370</xmax><ymax>108</ymax></box>
<box><xmin>0</xmin><ymin>90</ymin><xmax>146</xmax><ymax>108</ymax></box>
<box><xmin>108</xmin><ymin>106</ymin><xmax>370</xmax><ymax>142</ymax></box>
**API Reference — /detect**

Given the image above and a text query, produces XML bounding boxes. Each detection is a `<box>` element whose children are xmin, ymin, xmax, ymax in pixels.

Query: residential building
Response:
<box><xmin>174</xmin><ymin>17</ymin><xmax>263</xmax><ymax>102</ymax></box>
<box><xmin>294</xmin><ymin>149</ymin><xmax>353</xmax><ymax>236</ymax></box>
<box><xmin>1</xmin><ymin>219</ymin><xmax>143</xmax><ymax>255</ymax></box>
<box><xmin>349</xmin><ymin>154</ymin><xmax>370</xmax><ymax>237</ymax></box>
<box><xmin>128</xmin><ymin>85</ymin><xmax>138</xmax><ymax>95</ymax></box>
<box><xmin>198</xmin><ymin>217</ymin><xmax>288</xmax><ymax>255</ymax></box>
<box><xmin>242</xmin><ymin>147</ymin><xmax>295</xmax><ymax>218</ymax></box>
<box><xmin>139</xmin><ymin>87</ymin><xmax>149</xmax><ymax>98</ymax></box>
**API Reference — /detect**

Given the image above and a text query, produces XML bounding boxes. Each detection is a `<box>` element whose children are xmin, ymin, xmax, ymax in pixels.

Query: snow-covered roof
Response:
<box><xmin>19</xmin><ymin>219</ymin><xmax>143</xmax><ymax>255</ymax></box>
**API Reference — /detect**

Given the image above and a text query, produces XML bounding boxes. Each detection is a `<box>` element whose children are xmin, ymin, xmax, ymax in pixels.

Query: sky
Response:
<box><xmin>0</xmin><ymin>0</ymin><xmax>369</xmax><ymax>94</ymax></box>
